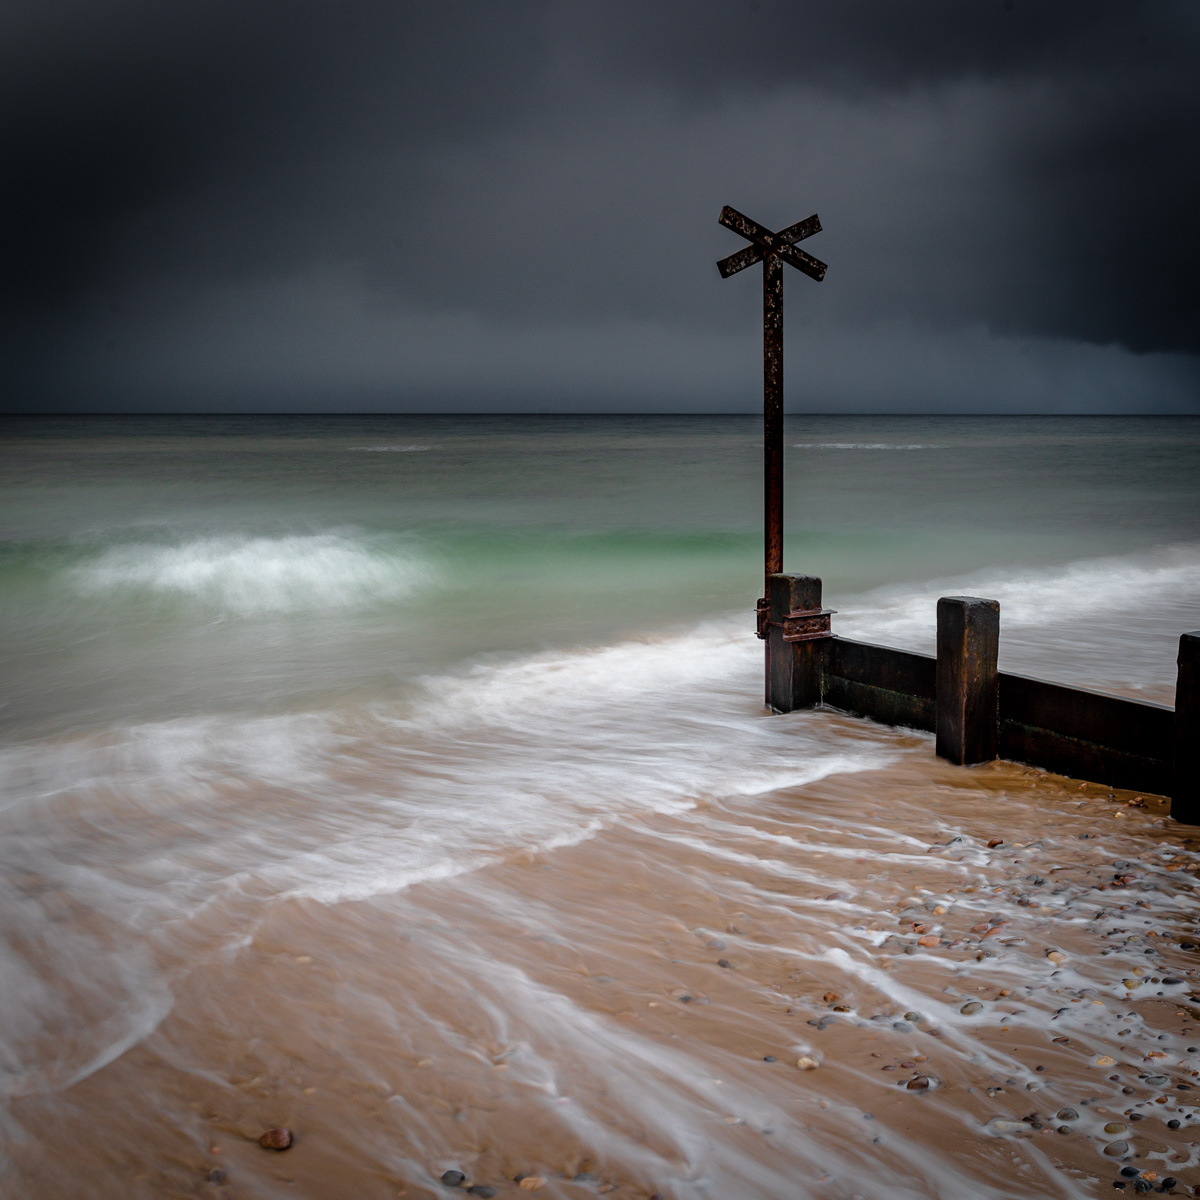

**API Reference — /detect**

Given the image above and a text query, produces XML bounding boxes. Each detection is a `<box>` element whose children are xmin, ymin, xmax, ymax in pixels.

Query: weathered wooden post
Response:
<box><xmin>1173</xmin><ymin>632</ymin><xmax>1200</xmax><ymax>824</ymax></box>
<box><xmin>716</xmin><ymin>205</ymin><xmax>827</xmax><ymax>704</ymax></box>
<box><xmin>766</xmin><ymin>574</ymin><xmax>832</xmax><ymax>712</ymax></box>
<box><xmin>936</xmin><ymin>597</ymin><xmax>1000</xmax><ymax>765</ymax></box>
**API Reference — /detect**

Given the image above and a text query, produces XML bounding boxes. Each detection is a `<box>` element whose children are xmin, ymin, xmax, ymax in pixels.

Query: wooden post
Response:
<box><xmin>1172</xmin><ymin>632</ymin><xmax>1200</xmax><ymax>824</ymax></box>
<box><xmin>767</xmin><ymin>574</ymin><xmax>825</xmax><ymax>712</ymax></box>
<box><xmin>936</xmin><ymin>596</ymin><xmax>999</xmax><ymax>765</ymax></box>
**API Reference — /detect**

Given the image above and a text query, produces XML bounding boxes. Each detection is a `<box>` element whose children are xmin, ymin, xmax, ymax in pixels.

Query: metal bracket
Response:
<box><xmin>782</xmin><ymin>607</ymin><xmax>835</xmax><ymax>642</ymax></box>
<box><xmin>756</xmin><ymin>597</ymin><xmax>770</xmax><ymax>639</ymax></box>
<box><xmin>757</xmin><ymin>599</ymin><xmax>835</xmax><ymax>642</ymax></box>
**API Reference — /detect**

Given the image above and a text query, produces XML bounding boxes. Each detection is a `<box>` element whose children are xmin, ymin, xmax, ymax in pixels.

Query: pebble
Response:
<box><xmin>987</xmin><ymin>837</ymin><xmax>1004</xmax><ymax>848</ymax></box>
<box><xmin>1103</xmin><ymin>1140</ymin><xmax>1131</xmax><ymax>1157</ymax></box>
<box><xmin>1046</xmin><ymin>951</ymin><xmax>1068</xmax><ymax>965</ymax></box>
<box><xmin>717</xmin><ymin>959</ymin><xmax>732</xmax><ymax>969</ymax></box>
<box><xmin>917</xmin><ymin>935</ymin><xmax>940</xmax><ymax>947</ymax></box>
<box><xmin>206</xmin><ymin>1168</ymin><xmax>226</xmax><ymax>1184</ymax></box>
<box><xmin>441</xmin><ymin>1170</ymin><xmax>467</xmax><ymax>1187</ymax></box>
<box><xmin>795</xmin><ymin>1056</ymin><xmax>819</xmax><ymax>1070</ymax></box>
<box><xmin>1104</xmin><ymin>1122</ymin><xmax>1129</xmax><ymax>1134</ymax></box>
<box><xmin>906</xmin><ymin>1076</ymin><xmax>931</xmax><ymax>1091</ymax></box>
<box><xmin>1057</xmin><ymin>1108</ymin><xmax>1079</xmax><ymax>1121</ymax></box>
<box><xmin>903</xmin><ymin>1012</ymin><xmax>920</xmax><ymax>1023</ymax></box>
<box><xmin>763</xmin><ymin>1055</ymin><xmax>777</xmax><ymax>1063</ymax></box>
<box><xmin>258</xmin><ymin>1128</ymin><xmax>293</xmax><ymax>1151</ymax></box>
<box><xmin>960</xmin><ymin>1002</ymin><xmax>983</xmax><ymax>1015</ymax></box>
<box><xmin>517</xmin><ymin>1177</ymin><xmax>545</xmax><ymax>1191</ymax></box>
<box><xmin>988</xmin><ymin>1119</ymin><xmax>1027</xmax><ymax>1133</ymax></box>
<box><xmin>1096</xmin><ymin>1056</ymin><xmax>1117</xmax><ymax>1067</ymax></box>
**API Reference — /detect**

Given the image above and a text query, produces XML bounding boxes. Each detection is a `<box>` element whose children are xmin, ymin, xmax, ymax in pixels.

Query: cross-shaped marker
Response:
<box><xmin>717</xmin><ymin>205</ymin><xmax>827</xmax><ymax>600</ymax></box>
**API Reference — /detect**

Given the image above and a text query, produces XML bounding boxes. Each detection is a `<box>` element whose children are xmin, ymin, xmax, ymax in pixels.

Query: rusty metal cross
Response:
<box><xmin>716</xmin><ymin>205</ymin><xmax>826</xmax><ymax>603</ymax></box>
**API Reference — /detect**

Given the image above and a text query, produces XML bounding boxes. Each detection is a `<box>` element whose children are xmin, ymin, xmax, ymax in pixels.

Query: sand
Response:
<box><xmin>6</xmin><ymin>715</ymin><xmax>1200</xmax><ymax>1199</ymax></box>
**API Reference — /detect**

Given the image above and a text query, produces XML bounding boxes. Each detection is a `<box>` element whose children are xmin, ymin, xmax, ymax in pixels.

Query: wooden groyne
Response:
<box><xmin>762</xmin><ymin>574</ymin><xmax>1198</xmax><ymax>824</ymax></box>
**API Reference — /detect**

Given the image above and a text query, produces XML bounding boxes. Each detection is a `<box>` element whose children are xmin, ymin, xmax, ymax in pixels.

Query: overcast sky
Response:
<box><xmin>3</xmin><ymin>0</ymin><xmax>1198</xmax><ymax>413</ymax></box>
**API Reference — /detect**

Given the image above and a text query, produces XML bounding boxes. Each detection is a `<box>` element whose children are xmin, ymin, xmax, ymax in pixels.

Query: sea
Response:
<box><xmin>2</xmin><ymin>413</ymin><xmax>1199</xmax><ymax>1199</ymax></box>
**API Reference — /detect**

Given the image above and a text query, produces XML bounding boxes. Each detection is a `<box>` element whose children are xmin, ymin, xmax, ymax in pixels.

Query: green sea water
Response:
<box><xmin>1</xmin><ymin>414</ymin><xmax>1197</xmax><ymax>738</ymax></box>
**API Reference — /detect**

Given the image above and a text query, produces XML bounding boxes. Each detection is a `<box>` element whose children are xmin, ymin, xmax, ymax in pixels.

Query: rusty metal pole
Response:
<box><xmin>763</xmin><ymin>253</ymin><xmax>784</xmax><ymax>592</ymax></box>
<box><xmin>715</xmin><ymin>205</ymin><xmax>826</xmax><ymax>705</ymax></box>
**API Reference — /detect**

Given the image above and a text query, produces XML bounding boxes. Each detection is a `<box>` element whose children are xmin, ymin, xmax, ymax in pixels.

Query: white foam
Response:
<box><xmin>838</xmin><ymin>542</ymin><xmax>1200</xmax><ymax>653</ymax></box>
<box><xmin>0</xmin><ymin>621</ymin><xmax>894</xmax><ymax>912</ymax></box>
<box><xmin>71</xmin><ymin>533</ymin><xmax>437</xmax><ymax>615</ymax></box>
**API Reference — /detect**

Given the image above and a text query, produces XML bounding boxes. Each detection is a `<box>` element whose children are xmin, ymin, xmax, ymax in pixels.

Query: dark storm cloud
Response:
<box><xmin>2</xmin><ymin>0</ymin><xmax>1197</xmax><ymax>410</ymax></box>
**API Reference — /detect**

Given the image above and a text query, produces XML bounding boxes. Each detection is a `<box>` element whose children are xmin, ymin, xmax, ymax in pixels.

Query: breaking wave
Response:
<box><xmin>70</xmin><ymin>533</ymin><xmax>437</xmax><ymax>615</ymax></box>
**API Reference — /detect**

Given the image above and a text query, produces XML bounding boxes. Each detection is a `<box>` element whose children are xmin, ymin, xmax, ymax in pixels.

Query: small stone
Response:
<box><xmin>1096</xmin><ymin>1056</ymin><xmax>1117</xmax><ymax>1067</ymax></box>
<box><xmin>1167</xmin><ymin>1119</ymin><xmax>1181</xmax><ymax>1129</ymax></box>
<box><xmin>1103</xmin><ymin>1139</ymin><xmax>1131</xmax><ymax>1157</ymax></box>
<box><xmin>960</xmin><ymin>1001</ymin><xmax>983</xmax><ymax>1015</ymax></box>
<box><xmin>258</xmin><ymin>1128</ymin><xmax>293</xmax><ymax>1151</ymax></box>
<box><xmin>207</xmin><ymin>1169</ymin><xmax>226</xmax><ymax>1184</ymax></box>
<box><xmin>987</xmin><ymin>837</ymin><xmax>1004</xmax><ymax>848</ymax></box>
<box><xmin>1056</xmin><ymin>1108</ymin><xmax>1079</xmax><ymax>1121</ymax></box>
<box><xmin>1046</xmin><ymin>951</ymin><xmax>1068</xmax><ymax>965</ymax></box>
<box><xmin>822</xmin><ymin>992</ymin><xmax>839</xmax><ymax>1003</ymax></box>
<box><xmin>904</xmin><ymin>1012</ymin><xmax>920</xmax><ymax>1022</ymax></box>
<box><xmin>763</xmin><ymin>1055</ymin><xmax>777</xmax><ymax>1062</ymax></box>
<box><xmin>517</xmin><ymin>1178</ymin><xmax>545</xmax><ymax>1191</ymax></box>
<box><xmin>795</xmin><ymin>1056</ymin><xmax>819</xmax><ymax>1070</ymax></box>
<box><xmin>441</xmin><ymin>1170</ymin><xmax>466</xmax><ymax>1187</ymax></box>
<box><xmin>1104</xmin><ymin>1122</ymin><xmax>1129</xmax><ymax>1134</ymax></box>
<box><xmin>1057</xmin><ymin>1125</ymin><xmax>1071</xmax><ymax>1134</ymax></box>
<box><xmin>988</xmin><ymin>1118</ymin><xmax>1027</xmax><ymax>1133</ymax></box>
<box><xmin>1159</xmin><ymin>1179</ymin><xmax>1177</xmax><ymax>1191</ymax></box>
<box><xmin>717</xmin><ymin>959</ymin><xmax>732</xmax><ymax>969</ymax></box>
<box><xmin>970</xmin><ymin>923</ymin><xmax>990</xmax><ymax>934</ymax></box>
<box><xmin>917</xmin><ymin>935</ymin><xmax>940</xmax><ymax>948</ymax></box>
<box><xmin>1120</xmin><ymin>1167</ymin><xmax>1141</xmax><ymax>1178</ymax></box>
<box><xmin>906</xmin><ymin>1075</ymin><xmax>931</xmax><ymax>1091</ymax></box>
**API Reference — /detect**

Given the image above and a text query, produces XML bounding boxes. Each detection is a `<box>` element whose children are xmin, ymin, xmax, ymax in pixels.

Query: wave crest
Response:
<box><xmin>71</xmin><ymin>533</ymin><xmax>436</xmax><ymax>615</ymax></box>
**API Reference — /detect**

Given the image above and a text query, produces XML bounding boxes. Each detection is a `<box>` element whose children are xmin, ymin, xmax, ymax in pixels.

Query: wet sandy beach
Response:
<box><xmin>7</xmin><ymin>715</ymin><xmax>1200</xmax><ymax>1200</ymax></box>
